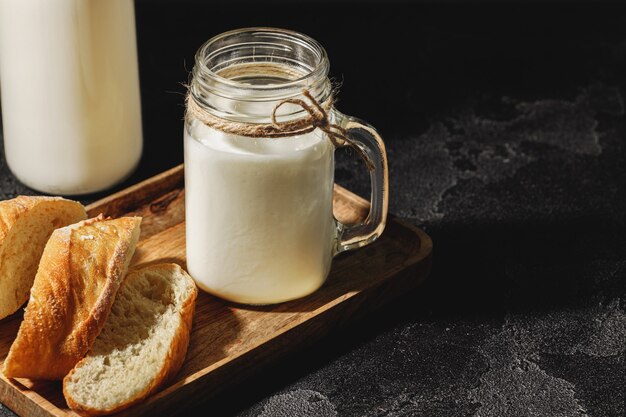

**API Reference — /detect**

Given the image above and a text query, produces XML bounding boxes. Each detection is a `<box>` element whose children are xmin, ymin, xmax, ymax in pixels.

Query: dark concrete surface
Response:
<box><xmin>1</xmin><ymin>3</ymin><xmax>625</xmax><ymax>417</ymax></box>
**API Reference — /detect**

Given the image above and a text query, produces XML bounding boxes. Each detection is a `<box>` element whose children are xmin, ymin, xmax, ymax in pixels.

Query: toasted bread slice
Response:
<box><xmin>63</xmin><ymin>263</ymin><xmax>197</xmax><ymax>416</ymax></box>
<box><xmin>0</xmin><ymin>196</ymin><xmax>87</xmax><ymax>320</ymax></box>
<box><xmin>3</xmin><ymin>215</ymin><xmax>142</xmax><ymax>380</ymax></box>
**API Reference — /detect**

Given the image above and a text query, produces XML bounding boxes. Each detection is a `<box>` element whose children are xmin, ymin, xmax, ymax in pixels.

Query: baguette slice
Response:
<box><xmin>63</xmin><ymin>263</ymin><xmax>197</xmax><ymax>416</ymax></box>
<box><xmin>0</xmin><ymin>196</ymin><xmax>87</xmax><ymax>320</ymax></box>
<box><xmin>3</xmin><ymin>215</ymin><xmax>142</xmax><ymax>380</ymax></box>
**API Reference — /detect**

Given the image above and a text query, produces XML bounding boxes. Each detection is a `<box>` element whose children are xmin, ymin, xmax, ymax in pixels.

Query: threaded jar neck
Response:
<box><xmin>190</xmin><ymin>27</ymin><xmax>332</xmax><ymax>123</ymax></box>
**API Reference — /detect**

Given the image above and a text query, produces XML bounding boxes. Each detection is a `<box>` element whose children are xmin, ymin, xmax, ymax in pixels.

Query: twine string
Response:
<box><xmin>186</xmin><ymin>89</ymin><xmax>375</xmax><ymax>171</ymax></box>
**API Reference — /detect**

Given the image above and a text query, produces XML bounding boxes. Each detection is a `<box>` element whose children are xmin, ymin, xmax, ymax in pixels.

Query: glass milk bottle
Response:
<box><xmin>0</xmin><ymin>0</ymin><xmax>142</xmax><ymax>195</ymax></box>
<box><xmin>185</xmin><ymin>28</ymin><xmax>388</xmax><ymax>304</ymax></box>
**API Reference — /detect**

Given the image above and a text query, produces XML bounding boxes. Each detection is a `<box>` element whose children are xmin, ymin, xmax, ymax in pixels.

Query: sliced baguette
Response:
<box><xmin>0</xmin><ymin>196</ymin><xmax>87</xmax><ymax>320</ymax></box>
<box><xmin>3</xmin><ymin>215</ymin><xmax>142</xmax><ymax>380</ymax></box>
<box><xmin>63</xmin><ymin>263</ymin><xmax>197</xmax><ymax>416</ymax></box>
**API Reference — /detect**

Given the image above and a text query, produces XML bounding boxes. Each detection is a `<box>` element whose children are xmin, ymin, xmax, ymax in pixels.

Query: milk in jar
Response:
<box><xmin>184</xmin><ymin>119</ymin><xmax>336</xmax><ymax>304</ymax></box>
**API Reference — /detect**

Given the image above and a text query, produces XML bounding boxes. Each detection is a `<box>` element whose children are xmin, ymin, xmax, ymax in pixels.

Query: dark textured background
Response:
<box><xmin>2</xmin><ymin>2</ymin><xmax>625</xmax><ymax>416</ymax></box>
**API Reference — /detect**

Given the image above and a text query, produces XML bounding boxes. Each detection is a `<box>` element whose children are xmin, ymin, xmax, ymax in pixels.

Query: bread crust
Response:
<box><xmin>3</xmin><ymin>215</ymin><xmax>142</xmax><ymax>380</ymax></box>
<box><xmin>0</xmin><ymin>196</ymin><xmax>87</xmax><ymax>320</ymax></box>
<box><xmin>63</xmin><ymin>263</ymin><xmax>198</xmax><ymax>416</ymax></box>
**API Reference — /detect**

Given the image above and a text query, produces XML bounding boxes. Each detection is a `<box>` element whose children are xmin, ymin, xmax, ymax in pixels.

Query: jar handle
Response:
<box><xmin>331</xmin><ymin>109</ymin><xmax>389</xmax><ymax>254</ymax></box>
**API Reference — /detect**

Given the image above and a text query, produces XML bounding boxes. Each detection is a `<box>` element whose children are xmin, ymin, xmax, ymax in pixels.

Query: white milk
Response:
<box><xmin>0</xmin><ymin>0</ymin><xmax>142</xmax><ymax>194</ymax></box>
<box><xmin>184</xmin><ymin>119</ymin><xmax>337</xmax><ymax>304</ymax></box>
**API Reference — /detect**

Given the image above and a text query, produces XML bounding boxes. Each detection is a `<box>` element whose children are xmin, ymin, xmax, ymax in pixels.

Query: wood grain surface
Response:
<box><xmin>0</xmin><ymin>164</ymin><xmax>432</xmax><ymax>417</ymax></box>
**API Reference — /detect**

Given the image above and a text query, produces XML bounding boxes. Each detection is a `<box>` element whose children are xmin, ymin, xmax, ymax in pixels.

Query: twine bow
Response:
<box><xmin>186</xmin><ymin>89</ymin><xmax>375</xmax><ymax>171</ymax></box>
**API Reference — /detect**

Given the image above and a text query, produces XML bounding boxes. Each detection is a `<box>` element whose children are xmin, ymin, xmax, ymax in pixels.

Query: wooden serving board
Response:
<box><xmin>0</xmin><ymin>164</ymin><xmax>432</xmax><ymax>417</ymax></box>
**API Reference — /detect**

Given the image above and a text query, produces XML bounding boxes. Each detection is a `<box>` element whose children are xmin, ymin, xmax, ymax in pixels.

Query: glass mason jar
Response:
<box><xmin>185</xmin><ymin>27</ymin><xmax>388</xmax><ymax>305</ymax></box>
<box><xmin>0</xmin><ymin>0</ymin><xmax>142</xmax><ymax>195</ymax></box>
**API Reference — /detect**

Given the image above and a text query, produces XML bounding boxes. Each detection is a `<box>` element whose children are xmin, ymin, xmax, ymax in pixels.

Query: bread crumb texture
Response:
<box><xmin>64</xmin><ymin>263</ymin><xmax>197</xmax><ymax>415</ymax></box>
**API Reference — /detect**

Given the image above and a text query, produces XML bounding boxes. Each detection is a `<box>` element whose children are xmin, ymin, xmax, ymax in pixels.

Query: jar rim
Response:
<box><xmin>193</xmin><ymin>27</ymin><xmax>330</xmax><ymax>93</ymax></box>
